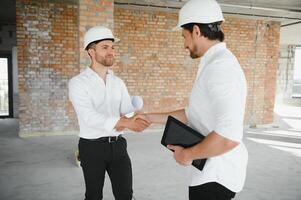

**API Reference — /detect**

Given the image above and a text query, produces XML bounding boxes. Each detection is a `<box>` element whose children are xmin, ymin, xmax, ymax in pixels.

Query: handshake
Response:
<box><xmin>114</xmin><ymin>96</ymin><xmax>153</xmax><ymax>132</ymax></box>
<box><xmin>115</xmin><ymin>113</ymin><xmax>151</xmax><ymax>132</ymax></box>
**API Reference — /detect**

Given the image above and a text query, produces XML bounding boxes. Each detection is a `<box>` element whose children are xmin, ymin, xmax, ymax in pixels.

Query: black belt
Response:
<box><xmin>81</xmin><ymin>135</ymin><xmax>122</xmax><ymax>143</ymax></box>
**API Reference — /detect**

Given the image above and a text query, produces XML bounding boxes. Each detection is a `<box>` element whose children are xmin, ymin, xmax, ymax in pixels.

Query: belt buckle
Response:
<box><xmin>108</xmin><ymin>136</ymin><xmax>117</xmax><ymax>143</ymax></box>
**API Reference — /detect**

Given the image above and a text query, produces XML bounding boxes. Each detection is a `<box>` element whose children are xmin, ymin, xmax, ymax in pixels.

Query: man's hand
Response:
<box><xmin>115</xmin><ymin>114</ymin><xmax>151</xmax><ymax>132</ymax></box>
<box><xmin>167</xmin><ymin>145</ymin><xmax>193</xmax><ymax>166</ymax></box>
<box><xmin>129</xmin><ymin>113</ymin><xmax>150</xmax><ymax>132</ymax></box>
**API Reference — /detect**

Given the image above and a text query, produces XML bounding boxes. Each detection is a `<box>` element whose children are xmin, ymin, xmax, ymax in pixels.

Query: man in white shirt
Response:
<box><xmin>69</xmin><ymin>26</ymin><xmax>149</xmax><ymax>200</ymax></box>
<box><xmin>144</xmin><ymin>0</ymin><xmax>248</xmax><ymax>199</ymax></box>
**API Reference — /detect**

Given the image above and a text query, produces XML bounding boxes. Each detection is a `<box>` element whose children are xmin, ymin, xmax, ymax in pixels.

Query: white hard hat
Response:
<box><xmin>173</xmin><ymin>0</ymin><xmax>224</xmax><ymax>31</ymax></box>
<box><xmin>83</xmin><ymin>26</ymin><xmax>120</xmax><ymax>49</ymax></box>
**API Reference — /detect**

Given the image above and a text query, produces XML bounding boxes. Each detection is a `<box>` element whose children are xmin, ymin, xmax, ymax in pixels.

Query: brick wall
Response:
<box><xmin>223</xmin><ymin>19</ymin><xmax>280</xmax><ymax>124</ymax></box>
<box><xmin>114</xmin><ymin>7</ymin><xmax>198</xmax><ymax>112</ymax></box>
<box><xmin>114</xmin><ymin>7</ymin><xmax>280</xmax><ymax>125</ymax></box>
<box><xmin>16</xmin><ymin>2</ymin><xmax>280</xmax><ymax>135</ymax></box>
<box><xmin>16</xmin><ymin>0</ymin><xmax>115</xmax><ymax>136</ymax></box>
<box><xmin>16</xmin><ymin>0</ymin><xmax>79</xmax><ymax>135</ymax></box>
<box><xmin>264</xmin><ymin>22</ymin><xmax>280</xmax><ymax>123</ymax></box>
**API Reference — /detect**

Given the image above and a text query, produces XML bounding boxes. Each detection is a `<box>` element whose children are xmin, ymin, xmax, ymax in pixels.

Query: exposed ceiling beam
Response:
<box><xmin>281</xmin><ymin>21</ymin><xmax>301</xmax><ymax>27</ymax></box>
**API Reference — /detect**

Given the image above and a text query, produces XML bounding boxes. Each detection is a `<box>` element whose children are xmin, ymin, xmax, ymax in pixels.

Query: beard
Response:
<box><xmin>190</xmin><ymin>52</ymin><xmax>198</xmax><ymax>59</ymax></box>
<box><xmin>189</xmin><ymin>45</ymin><xmax>199</xmax><ymax>59</ymax></box>
<box><xmin>97</xmin><ymin>56</ymin><xmax>114</xmax><ymax>67</ymax></box>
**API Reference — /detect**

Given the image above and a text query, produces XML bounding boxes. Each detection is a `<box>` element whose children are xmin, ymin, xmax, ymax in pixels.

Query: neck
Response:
<box><xmin>200</xmin><ymin>40</ymin><xmax>221</xmax><ymax>57</ymax></box>
<box><xmin>90</xmin><ymin>62</ymin><xmax>109</xmax><ymax>81</ymax></box>
<box><xmin>205</xmin><ymin>40</ymin><xmax>220</xmax><ymax>53</ymax></box>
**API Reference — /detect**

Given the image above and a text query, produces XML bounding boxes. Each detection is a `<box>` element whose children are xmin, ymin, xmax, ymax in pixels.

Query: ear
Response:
<box><xmin>87</xmin><ymin>48</ymin><xmax>95</xmax><ymax>57</ymax></box>
<box><xmin>193</xmin><ymin>25</ymin><xmax>202</xmax><ymax>37</ymax></box>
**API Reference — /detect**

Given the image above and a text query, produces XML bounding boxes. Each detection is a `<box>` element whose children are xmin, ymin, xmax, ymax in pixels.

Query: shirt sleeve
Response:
<box><xmin>68</xmin><ymin>78</ymin><xmax>120</xmax><ymax>132</ymax></box>
<box><xmin>204</xmin><ymin>61</ymin><xmax>245</xmax><ymax>142</ymax></box>
<box><xmin>119</xmin><ymin>79</ymin><xmax>135</xmax><ymax>115</ymax></box>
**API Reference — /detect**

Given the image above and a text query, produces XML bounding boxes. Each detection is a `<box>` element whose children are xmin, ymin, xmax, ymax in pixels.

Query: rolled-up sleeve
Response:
<box><xmin>69</xmin><ymin>78</ymin><xmax>120</xmax><ymax>132</ymax></box>
<box><xmin>205</xmin><ymin>61</ymin><xmax>245</xmax><ymax>142</ymax></box>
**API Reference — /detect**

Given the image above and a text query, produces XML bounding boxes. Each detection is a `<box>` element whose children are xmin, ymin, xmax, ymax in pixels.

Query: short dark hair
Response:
<box><xmin>85</xmin><ymin>38</ymin><xmax>114</xmax><ymax>50</ymax></box>
<box><xmin>181</xmin><ymin>22</ymin><xmax>224</xmax><ymax>42</ymax></box>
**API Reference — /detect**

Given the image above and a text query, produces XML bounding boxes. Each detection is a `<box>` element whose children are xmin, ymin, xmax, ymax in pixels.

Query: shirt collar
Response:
<box><xmin>200</xmin><ymin>42</ymin><xmax>226</xmax><ymax>66</ymax></box>
<box><xmin>85</xmin><ymin>66</ymin><xmax>114</xmax><ymax>77</ymax></box>
<box><xmin>196</xmin><ymin>42</ymin><xmax>226</xmax><ymax>80</ymax></box>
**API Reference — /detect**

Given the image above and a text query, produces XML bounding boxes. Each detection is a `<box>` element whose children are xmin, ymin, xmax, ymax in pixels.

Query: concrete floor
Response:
<box><xmin>0</xmin><ymin>104</ymin><xmax>301</xmax><ymax>200</ymax></box>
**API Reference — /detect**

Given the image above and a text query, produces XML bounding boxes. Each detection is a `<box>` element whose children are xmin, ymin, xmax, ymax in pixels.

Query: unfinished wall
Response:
<box><xmin>114</xmin><ymin>6</ymin><xmax>280</xmax><ymax>125</ymax></box>
<box><xmin>224</xmin><ymin>19</ymin><xmax>280</xmax><ymax>125</ymax></box>
<box><xmin>276</xmin><ymin>45</ymin><xmax>295</xmax><ymax>102</ymax></box>
<box><xmin>16</xmin><ymin>0</ymin><xmax>115</xmax><ymax>136</ymax></box>
<box><xmin>114</xmin><ymin>7</ymin><xmax>198</xmax><ymax>112</ymax></box>
<box><xmin>0</xmin><ymin>25</ymin><xmax>16</xmax><ymax>51</ymax></box>
<box><xmin>15</xmin><ymin>2</ymin><xmax>280</xmax><ymax>136</ymax></box>
<box><xmin>16</xmin><ymin>0</ymin><xmax>79</xmax><ymax>135</ymax></box>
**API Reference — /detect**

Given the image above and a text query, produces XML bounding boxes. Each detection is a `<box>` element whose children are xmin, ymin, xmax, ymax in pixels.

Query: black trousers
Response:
<box><xmin>79</xmin><ymin>136</ymin><xmax>133</xmax><ymax>200</ymax></box>
<box><xmin>189</xmin><ymin>182</ymin><xmax>236</xmax><ymax>200</ymax></box>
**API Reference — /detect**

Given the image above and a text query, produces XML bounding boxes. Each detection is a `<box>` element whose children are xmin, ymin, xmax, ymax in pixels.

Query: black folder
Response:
<box><xmin>161</xmin><ymin>116</ymin><xmax>207</xmax><ymax>171</ymax></box>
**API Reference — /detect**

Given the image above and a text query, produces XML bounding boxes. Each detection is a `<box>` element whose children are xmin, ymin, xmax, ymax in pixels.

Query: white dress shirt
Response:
<box><xmin>69</xmin><ymin>67</ymin><xmax>134</xmax><ymax>139</ymax></box>
<box><xmin>185</xmin><ymin>43</ymin><xmax>248</xmax><ymax>192</ymax></box>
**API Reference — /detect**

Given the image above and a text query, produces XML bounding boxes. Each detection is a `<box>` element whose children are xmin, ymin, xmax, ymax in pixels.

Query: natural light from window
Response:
<box><xmin>0</xmin><ymin>58</ymin><xmax>9</xmax><ymax>116</ymax></box>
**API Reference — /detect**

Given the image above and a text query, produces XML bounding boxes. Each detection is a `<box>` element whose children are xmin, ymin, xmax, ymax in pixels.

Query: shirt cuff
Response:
<box><xmin>104</xmin><ymin>116</ymin><xmax>120</xmax><ymax>132</ymax></box>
